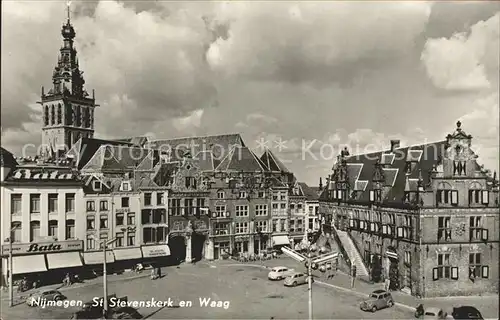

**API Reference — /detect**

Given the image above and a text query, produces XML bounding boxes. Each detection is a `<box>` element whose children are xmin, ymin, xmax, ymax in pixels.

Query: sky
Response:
<box><xmin>1</xmin><ymin>1</ymin><xmax>499</xmax><ymax>186</ymax></box>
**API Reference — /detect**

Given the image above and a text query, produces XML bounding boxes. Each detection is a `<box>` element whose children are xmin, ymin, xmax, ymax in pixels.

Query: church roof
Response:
<box><xmin>111</xmin><ymin>136</ymin><xmax>150</xmax><ymax>147</ymax></box>
<box><xmin>260</xmin><ymin>148</ymin><xmax>290</xmax><ymax>173</ymax></box>
<box><xmin>215</xmin><ymin>146</ymin><xmax>265</xmax><ymax>172</ymax></box>
<box><xmin>66</xmin><ymin>138</ymin><xmax>133</xmax><ymax>169</ymax></box>
<box><xmin>148</xmin><ymin>133</ymin><xmax>245</xmax><ymax>168</ymax></box>
<box><xmin>81</xmin><ymin>144</ymin><xmax>151</xmax><ymax>173</ymax></box>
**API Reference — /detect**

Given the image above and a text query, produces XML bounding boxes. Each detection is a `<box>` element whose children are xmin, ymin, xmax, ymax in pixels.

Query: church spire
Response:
<box><xmin>67</xmin><ymin>1</ymin><xmax>71</xmax><ymax>23</ymax></box>
<box><xmin>44</xmin><ymin>1</ymin><xmax>87</xmax><ymax>99</ymax></box>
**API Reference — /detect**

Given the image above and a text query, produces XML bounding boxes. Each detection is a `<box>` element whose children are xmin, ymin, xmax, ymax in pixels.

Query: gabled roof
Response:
<box><xmin>298</xmin><ymin>182</ymin><xmax>319</xmax><ymax>200</ymax></box>
<box><xmin>0</xmin><ymin>147</ymin><xmax>17</xmax><ymax>168</ymax></box>
<box><xmin>148</xmin><ymin>133</ymin><xmax>245</xmax><ymax>168</ymax></box>
<box><xmin>325</xmin><ymin>141</ymin><xmax>450</xmax><ymax>204</ymax></box>
<box><xmin>215</xmin><ymin>146</ymin><xmax>265</xmax><ymax>172</ymax></box>
<box><xmin>82</xmin><ymin>145</ymin><xmax>151</xmax><ymax>172</ymax></box>
<box><xmin>195</xmin><ymin>151</ymin><xmax>215</xmax><ymax>171</ymax></box>
<box><xmin>260</xmin><ymin>148</ymin><xmax>290</xmax><ymax>173</ymax></box>
<box><xmin>66</xmin><ymin>138</ymin><xmax>133</xmax><ymax>169</ymax></box>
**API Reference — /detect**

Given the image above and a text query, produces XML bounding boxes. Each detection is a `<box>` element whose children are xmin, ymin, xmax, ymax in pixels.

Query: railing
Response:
<box><xmin>330</xmin><ymin>224</ymin><xmax>352</xmax><ymax>271</ymax></box>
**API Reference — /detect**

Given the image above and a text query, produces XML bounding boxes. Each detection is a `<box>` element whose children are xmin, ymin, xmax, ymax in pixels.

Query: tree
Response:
<box><xmin>371</xmin><ymin>255</ymin><xmax>382</xmax><ymax>283</ymax></box>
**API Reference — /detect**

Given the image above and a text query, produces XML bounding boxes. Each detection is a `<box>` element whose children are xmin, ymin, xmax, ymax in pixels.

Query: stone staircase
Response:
<box><xmin>332</xmin><ymin>226</ymin><xmax>369</xmax><ymax>277</ymax></box>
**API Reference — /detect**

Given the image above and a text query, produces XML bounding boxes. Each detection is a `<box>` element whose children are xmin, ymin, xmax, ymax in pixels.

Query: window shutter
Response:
<box><xmin>481</xmin><ymin>228</ymin><xmax>488</xmax><ymax>241</ymax></box>
<box><xmin>481</xmin><ymin>190</ymin><xmax>489</xmax><ymax>204</ymax></box>
<box><xmin>436</xmin><ymin>191</ymin><xmax>442</xmax><ymax>204</ymax></box>
<box><xmin>382</xmin><ymin>225</ymin><xmax>387</xmax><ymax>234</ymax></box>
<box><xmin>397</xmin><ymin>227</ymin><xmax>403</xmax><ymax>238</ymax></box>
<box><xmin>481</xmin><ymin>266</ymin><xmax>489</xmax><ymax>278</ymax></box>
<box><xmin>349</xmin><ymin>219</ymin><xmax>354</xmax><ymax>228</ymax></box>
<box><xmin>451</xmin><ymin>190</ymin><xmax>458</xmax><ymax>205</ymax></box>
<box><xmin>451</xmin><ymin>267</ymin><xmax>459</xmax><ymax>280</ymax></box>
<box><xmin>369</xmin><ymin>190</ymin><xmax>375</xmax><ymax>202</ymax></box>
<box><xmin>469</xmin><ymin>267</ymin><xmax>475</xmax><ymax>279</ymax></box>
<box><xmin>370</xmin><ymin>222</ymin><xmax>375</xmax><ymax>232</ymax></box>
<box><xmin>432</xmin><ymin>267</ymin><xmax>439</xmax><ymax>281</ymax></box>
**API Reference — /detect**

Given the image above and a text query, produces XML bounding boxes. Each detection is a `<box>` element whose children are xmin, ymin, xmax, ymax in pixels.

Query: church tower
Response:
<box><xmin>40</xmin><ymin>3</ymin><xmax>98</xmax><ymax>158</ymax></box>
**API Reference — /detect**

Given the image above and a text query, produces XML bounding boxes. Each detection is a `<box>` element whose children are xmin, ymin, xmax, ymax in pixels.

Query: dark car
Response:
<box><xmin>451</xmin><ymin>306</ymin><xmax>483</xmax><ymax>320</ymax></box>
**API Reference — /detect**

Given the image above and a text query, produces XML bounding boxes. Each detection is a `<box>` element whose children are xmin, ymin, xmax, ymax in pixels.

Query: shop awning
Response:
<box><xmin>83</xmin><ymin>251</ymin><xmax>116</xmax><ymax>265</ymax></box>
<box><xmin>142</xmin><ymin>245</ymin><xmax>170</xmax><ymax>258</ymax></box>
<box><xmin>47</xmin><ymin>252</ymin><xmax>83</xmax><ymax>269</ymax></box>
<box><xmin>386</xmin><ymin>251</ymin><xmax>398</xmax><ymax>259</ymax></box>
<box><xmin>113</xmin><ymin>247</ymin><xmax>142</xmax><ymax>261</ymax></box>
<box><xmin>12</xmin><ymin>255</ymin><xmax>47</xmax><ymax>275</ymax></box>
<box><xmin>272</xmin><ymin>235</ymin><xmax>291</xmax><ymax>246</ymax></box>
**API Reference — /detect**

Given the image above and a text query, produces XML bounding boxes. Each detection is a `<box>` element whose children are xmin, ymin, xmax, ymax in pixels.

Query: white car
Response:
<box><xmin>268</xmin><ymin>266</ymin><xmax>293</xmax><ymax>280</ymax></box>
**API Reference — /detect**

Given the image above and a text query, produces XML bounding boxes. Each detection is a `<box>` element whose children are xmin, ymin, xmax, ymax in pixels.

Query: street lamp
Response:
<box><xmin>90</xmin><ymin>226</ymin><xmax>135</xmax><ymax>318</ymax></box>
<box><xmin>6</xmin><ymin>225</ymin><xmax>19</xmax><ymax>307</ymax></box>
<box><xmin>281</xmin><ymin>244</ymin><xmax>339</xmax><ymax>320</ymax></box>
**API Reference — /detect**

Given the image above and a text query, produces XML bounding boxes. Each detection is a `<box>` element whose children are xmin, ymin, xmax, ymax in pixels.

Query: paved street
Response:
<box><xmin>1</xmin><ymin>262</ymin><xmax>414</xmax><ymax>319</ymax></box>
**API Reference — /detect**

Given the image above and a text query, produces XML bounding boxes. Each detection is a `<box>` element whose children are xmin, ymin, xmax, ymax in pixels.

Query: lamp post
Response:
<box><xmin>7</xmin><ymin>225</ymin><xmax>19</xmax><ymax>307</ymax></box>
<box><xmin>91</xmin><ymin>226</ymin><xmax>135</xmax><ymax>318</ymax></box>
<box><xmin>281</xmin><ymin>242</ymin><xmax>338</xmax><ymax>320</ymax></box>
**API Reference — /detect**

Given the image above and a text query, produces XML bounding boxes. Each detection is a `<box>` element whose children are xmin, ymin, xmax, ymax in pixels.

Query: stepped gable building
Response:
<box><xmin>319</xmin><ymin>121</ymin><xmax>499</xmax><ymax>297</ymax></box>
<box><xmin>39</xmin><ymin>8</ymin><xmax>98</xmax><ymax>159</ymax></box>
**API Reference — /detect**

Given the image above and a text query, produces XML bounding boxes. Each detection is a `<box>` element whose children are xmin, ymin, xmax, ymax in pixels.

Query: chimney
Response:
<box><xmin>390</xmin><ymin>140</ymin><xmax>400</xmax><ymax>153</ymax></box>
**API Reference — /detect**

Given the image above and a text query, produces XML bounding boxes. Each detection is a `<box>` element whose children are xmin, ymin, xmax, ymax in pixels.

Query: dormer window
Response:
<box><xmin>121</xmin><ymin>181</ymin><xmax>131</xmax><ymax>192</ymax></box>
<box><xmin>217</xmin><ymin>190</ymin><xmax>225</xmax><ymax>199</ymax></box>
<box><xmin>92</xmin><ymin>180</ymin><xmax>102</xmax><ymax>192</ymax></box>
<box><xmin>239</xmin><ymin>191</ymin><xmax>248</xmax><ymax>199</ymax></box>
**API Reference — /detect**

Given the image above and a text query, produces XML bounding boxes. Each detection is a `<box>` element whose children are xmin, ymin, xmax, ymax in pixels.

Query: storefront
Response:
<box><xmin>272</xmin><ymin>235</ymin><xmax>291</xmax><ymax>247</ymax></box>
<box><xmin>213</xmin><ymin>240</ymin><xmax>230</xmax><ymax>260</ymax></box>
<box><xmin>1</xmin><ymin>240</ymin><xmax>83</xmax><ymax>285</ymax></box>
<box><xmin>112</xmin><ymin>247</ymin><xmax>143</xmax><ymax>271</ymax></box>
<box><xmin>82</xmin><ymin>251</ymin><xmax>116</xmax><ymax>265</ymax></box>
<box><xmin>141</xmin><ymin>244</ymin><xmax>171</xmax><ymax>267</ymax></box>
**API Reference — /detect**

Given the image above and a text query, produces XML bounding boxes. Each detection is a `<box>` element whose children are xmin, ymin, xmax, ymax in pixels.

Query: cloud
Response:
<box><xmin>172</xmin><ymin>109</ymin><xmax>204</xmax><ymax>131</ymax></box>
<box><xmin>1</xmin><ymin>0</ymin><xmax>218</xmax><ymax>143</ymax></box>
<box><xmin>207</xmin><ymin>2</ymin><xmax>432</xmax><ymax>85</ymax></box>
<box><xmin>421</xmin><ymin>12</ymin><xmax>499</xmax><ymax>91</ymax></box>
<box><xmin>459</xmin><ymin>92</ymin><xmax>500</xmax><ymax>172</ymax></box>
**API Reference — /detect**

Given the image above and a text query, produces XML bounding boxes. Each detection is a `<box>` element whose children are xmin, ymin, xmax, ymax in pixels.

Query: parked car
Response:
<box><xmin>423</xmin><ymin>307</ymin><xmax>448</xmax><ymax>319</ymax></box>
<box><xmin>284</xmin><ymin>272</ymin><xmax>310</xmax><ymax>287</ymax></box>
<box><xmin>360</xmin><ymin>290</ymin><xmax>394</xmax><ymax>312</ymax></box>
<box><xmin>26</xmin><ymin>289</ymin><xmax>66</xmax><ymax>307</ymax></box>
<box><xmin>268</xmin><ymin>266</ymin><xmax>293</xmax><ymax>280</ymax></box>
<box><xmin>451</xmin><ymin>306</ymin><xmax>483</xmax><ymax>319</ymax></box>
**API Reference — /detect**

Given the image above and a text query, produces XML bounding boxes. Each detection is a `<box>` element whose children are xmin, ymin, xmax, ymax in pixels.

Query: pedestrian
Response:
<box><xmin>158</xmin><ymin>267</ymin><xmax>162</xmax><ymax>278</ymax></box>
<box><xmin>384</xmin><ymin>277</ymin><xmax>390</xmax><ymax>291</ymax></box>
<box><xmin>351</xmin><ymin>264</ymin><xmax>357</xmax><ymax>288</ymax></box>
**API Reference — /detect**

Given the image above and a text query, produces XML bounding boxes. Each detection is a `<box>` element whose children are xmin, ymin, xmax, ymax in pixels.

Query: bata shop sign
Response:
<box><xmin>1</xmin><ymin>240</ymin><xmax>83</xmax><ymax>256</ymax></box>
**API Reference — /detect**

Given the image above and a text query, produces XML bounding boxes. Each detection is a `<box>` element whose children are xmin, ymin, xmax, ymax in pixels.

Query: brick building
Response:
<box><xmin>319</xmin><ymin>121</ymin><xmax>499</xmax><ymax>297</ymax></box>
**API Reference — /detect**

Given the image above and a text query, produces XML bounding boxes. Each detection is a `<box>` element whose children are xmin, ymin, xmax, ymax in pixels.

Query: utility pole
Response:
<box><xmin>281</xmin><ymin>246</ymin><xmax>338</xmax><ymax>320</ymax></box>
<box><xmin>7</xmin><ymin>225</ymin><xmax>19</xmax><ymax>307</ymax></box>
<box><xmin>307</xmin><ymin>251</ymin><xmax>313</xmax><ymax>320</ymax></box>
